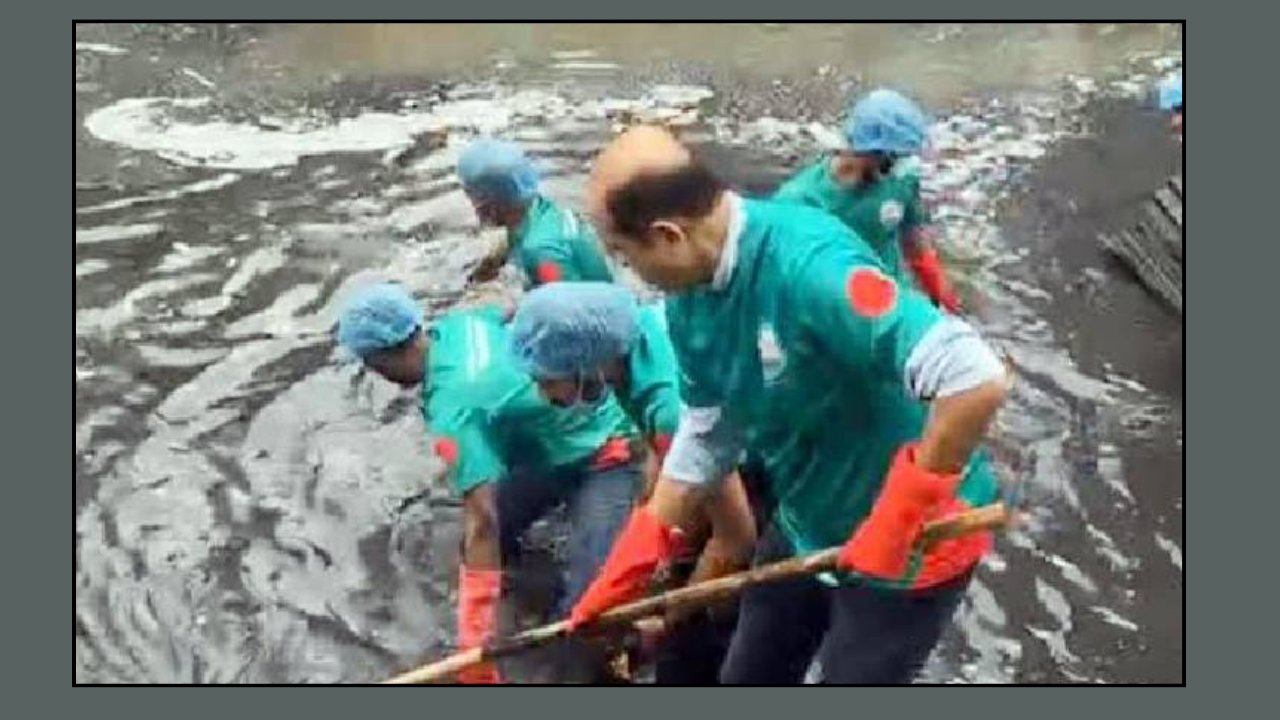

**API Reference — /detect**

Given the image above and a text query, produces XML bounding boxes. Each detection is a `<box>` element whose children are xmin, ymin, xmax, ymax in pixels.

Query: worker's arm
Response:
<box><xmin>461</xmin><ymin>483</ymin><xmax>501</xmax><ymax>569</ymax></box>
<box><xmin>569</xmin><ymin>369</ymin><xmax>747</xmax><ymax>627</ymax></box>
<box><xmin>798</xmin><ymin>255</ymin><xmax>1007</xmax><ymax>578</ymax></box>
<box><xmin>426</xmin><ymin>403</ymin><xmax>508</xmax><ymax>682</ymax></box>
<box><xmin>468</xmin><ymin>235</ymin><xmax>510</xmax><ymax>284</ymax></box>
<box><xmin>522</xmin><ymin>235</ymin><xmax>582</xmax><ymax>285</ymax></box>
<box><xmin>901</xmin><ymin>178</ymin><xmax>961</xmax><ymax>312</ymax></box>
<box><xmin>685</xmin><ymin>470</ymin><xmax>756</xmax><ymax>586</ymax></box>
<box><xmin>915</xmin><ymin>380</ymin><xmax>1007</xmax><ymax>473</ymax></box>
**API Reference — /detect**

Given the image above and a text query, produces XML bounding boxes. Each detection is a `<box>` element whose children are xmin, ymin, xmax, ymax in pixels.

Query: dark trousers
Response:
<box><xmin>719</xmin><ymin>524</ymin><xmax>972</xmax><ymax>685</ymax></box>
<box><xmin>497</xmin><ymin>459</ymin><xmax>641</xmax><ymax>617</ymax></box>
<box><xmin>651</xmin><ymin>459</ymin><xmax>776</xmax><ymax>684</ymax></box>
<box><xmin>494</xmin><ymin>459</ymin><xmax>640</xmax><ymax>683</ymax></box>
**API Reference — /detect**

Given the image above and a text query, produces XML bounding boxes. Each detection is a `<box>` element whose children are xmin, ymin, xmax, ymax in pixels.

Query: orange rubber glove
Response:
<box><xmin>910</xmin><ymin>497</ymin><xmax>994</xmax><ymax>589</ymax></box>
<box><xmin>906</xmin><ymin>245</ymin><xmax>961</xmax><ymax>313</ymax></box>
<box><xmin>456</xmin><ymin>565</ymin><xmax>502</xmax><ymax>684</ymax></box>
<box><xmin>568</xmin><ymin>506</ymin><xmax>685</xmax><ymax>629</ymax></box>
<box><xmin>838</xmin><ymin>443</ymin><xmax>961</xmax><ymax>580</ymax></box>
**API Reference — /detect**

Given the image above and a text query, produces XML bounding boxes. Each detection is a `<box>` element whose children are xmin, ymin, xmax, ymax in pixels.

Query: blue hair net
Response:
<box><xmin>457</xmin><ymin>138</ymin><xmax>540</xmax><ymax>206</ymax></box>
<box><xmin>1157</xmin><ymin>72</ymin><xmax>1183</xmax><ymax>111</ymax></box>
<box><xmin>844</xmin><ymin>88</ymin><xmax>930</xmax><ymax>156</ymax></box>
<box><xmin>509</xmin><ymin>282</ymin><xmax>640</xmax><ymax>379</ymax></box>
<box><xmin>336</xmin><ymin>282</ymin><xmax>424</xmax><ymax>358</ymax></box>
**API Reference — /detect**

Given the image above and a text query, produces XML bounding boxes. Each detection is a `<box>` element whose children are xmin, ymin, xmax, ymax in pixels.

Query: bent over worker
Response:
<box><xmin>337</xmin><ymin>282</ymin><xmax>641</xmax><ymax>683</ymax></box>
<box><xmin>567</xmin><ymin>126</ymin><xmax>1010</xmax><ymax>684</ymax></box>
<box><xmin>458</xmin><ymin>137</ymin><xmax>615</xmax><ymax>287</ymax></box>
<box><xmin>510</xmin><ymin>281</ymin><xmax>762</xmax><ymax>683</ymax></box>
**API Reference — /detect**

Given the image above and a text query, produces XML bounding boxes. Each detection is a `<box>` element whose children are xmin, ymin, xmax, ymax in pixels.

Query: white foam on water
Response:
<box><xmin>156</xmin><ymin>243</ymin><xmax>226</xmax><ymax>273</ymax></box>
<box><xmin>77</xmin><ymin>42</ymin><xmax>128</xmax><ymax>56</ymax></box>
<box><xmin>78</xmin><ymin>173</ymin><xmax>241</xmax><ymax>215</ymax></box>
<box><xmin>1153</xmin><ymin>532</ymin><xmax>1183</xmax><ymax>572</ymax></box>
<box><xmin>552</xmin><ymin>61</ymin><xmax>620</xmax><ymax>72</ymax></box>
<box><xmin>1090</xmin><ymin>606</ymin><xmax>1139</xmax><ymax>633</ymax></box>
<box><xmin>1085</xmin><ymin>522</ymin><xmax>1139</xmax><ymax>572</ymax></box>
<box><xmin>77</xmin><ymin>259</ymin><xmax>112</xmax><ymax>279</ymax></box>
<box><xmin>550</xmin><ymin>49</ymin><xmax>599</xmax><ymax>60</ymax></box>
<box><xmin>83</xmin><ymin>93</ymin><xmax>554</xmax><ymax>171</ymax></box>
<box><xmin>76</xmin><ymin>272</ymin><xmax>223</xmax><ymax>336</ymax></box>
<box><xmin>1029</xmin><ymin>578</ymin><xmax>1079</xmax><ymax>665</ymax></box>
<box><xmin>224</xmin><ymin>283</ymin><xmax>324</xmax><ymax>340</ymax></box>
<box><xmin>133</xmin><ymin>344</ymin><xmax>231</xmax><ymax>369</ymax></box>
<box><xmin>1047</xmin><ymin>553</ymin><xmax>1099</xmax><ymax>595</ymax></box>
<box><xmin>180</xmin><ymin>67</ymin><xmax>216</xmax><ymax>89</ymax></box>
<box><xmin>76</xmin><ymin>222</ymin><xmax>163</xmax><ymax>245</ymax></box>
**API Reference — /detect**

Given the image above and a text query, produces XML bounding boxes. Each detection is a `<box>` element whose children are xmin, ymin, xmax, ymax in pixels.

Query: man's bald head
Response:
<box><xmin>589</xmin><ymin>126</ymin><xmax>689</xmax><ymax>204</ymax></box>
<box><xmin>585</xmin><ymin>125</ymin><xmax>731</xmax><ymax>290</ymax></box>
<box><xmin>587</xmin><ymin>125</ymin><xmax>725</xmax><ymax>240</ymax></box>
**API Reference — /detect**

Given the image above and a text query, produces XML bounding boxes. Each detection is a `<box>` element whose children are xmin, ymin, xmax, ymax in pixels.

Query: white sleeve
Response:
<box><xmin>904</xmin><ymin>316</ymin><xmax>1007</xmax><ymax>400</ymax></box>
<box><xmin>660</xmin><ymin>405</ymin><xmax>743</xmax><ymax>487</ymax></box>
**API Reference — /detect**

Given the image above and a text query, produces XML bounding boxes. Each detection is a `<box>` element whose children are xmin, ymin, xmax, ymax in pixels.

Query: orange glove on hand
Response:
<box><xmin>456</xmin><ymin>565</ymin><xmax>503</xmax><ymax>684</ymax></box>
<box><xmin>907</xmin><ymin>245</ymin><xmax>962</xmax><ymax>313</ymax></box>
<box><xmin>911</xmin><ymin>497</ymin><xmax>994</xmax><ymax>589</ymax></box>
<box><xmin>568</xmin><ymin>506</ymin><xmax>685</xmax><ymax>629</ymax></box>
<box><xmin>838</xmin><ymin>443</ymin><xmax>961</xmax><ymax>580</ymax></box>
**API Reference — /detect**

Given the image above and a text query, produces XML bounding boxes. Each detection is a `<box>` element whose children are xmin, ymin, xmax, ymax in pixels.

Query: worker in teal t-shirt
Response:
<box><xmin>336</xmin><ymin>283</ymin><xmax>640</xmax><ymax>683</ymax></box>
<box><xmin>458</xmin><ymin>138</ymin><xmax>615</xmax><ymax>287</ymax></box>
<box><xmin>510</xmin><ymin>281</ymin><xmax>763</xmax><ymax>683</ymax></box>
<box><xmin>566</xmin><ymin>127</ymin><xmax>1010</xmax><ymax>684</ymax></box>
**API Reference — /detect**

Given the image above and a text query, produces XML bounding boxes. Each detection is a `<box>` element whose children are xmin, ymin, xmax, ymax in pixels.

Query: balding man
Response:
<box><xmin>566</xmin><ymin>126</ymin><xmax>1010</xmax><ymax>684</ymax></box>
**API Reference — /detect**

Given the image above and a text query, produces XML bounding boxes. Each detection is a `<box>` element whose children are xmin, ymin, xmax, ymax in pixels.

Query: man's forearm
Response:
<box><xmin>646</xmin><ymin>475</ymin><xmax>711</xmax><ymax>536</ymax></box>
<box><xmin>915</xmin><ymin>380</ymin><xmax>1007</xmax><ymax>474</ymax></box>
<box><xmin>686</xmin><ymin>472</ymin><xmax>756</xmax><ymax>585</ymax></box>
<box><xmin>463</xmin><ymin>484</ymin><xmax>502</xmax><ymax>569</ymax></box>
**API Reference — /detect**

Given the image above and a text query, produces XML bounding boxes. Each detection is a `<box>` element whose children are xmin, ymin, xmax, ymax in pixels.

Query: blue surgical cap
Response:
<box><xmin>844</xmin><ymin>88</ymin><xmax>930</xmax><ymax>156</ymax></box>
<box><xmin>509</xmin><ymin>282</ymin><xmax>640</xmax><ymax>379</ymax></box>
<box><xmin>457</xmin><ymin>137</ymin><xmax>540</xmax><ymax>206</ymax></box>
<box><xmin>336</xmin><ymin>282</ymin><xmax>424</xmax><ymax>358</ymax></box>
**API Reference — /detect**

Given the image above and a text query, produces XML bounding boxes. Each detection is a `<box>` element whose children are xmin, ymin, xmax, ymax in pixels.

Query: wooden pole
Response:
<box><xmin>384</xmin><ymin>502</ymin><xmax>1009</xmax><ymax>684</ymax></box>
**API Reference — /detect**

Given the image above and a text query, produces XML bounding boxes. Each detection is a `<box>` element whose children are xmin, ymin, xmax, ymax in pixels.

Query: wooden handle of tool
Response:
<box><xmin>382</xmin><ymin>501</ymin><xmax>1008</xmax><ymax>684</ymax></box>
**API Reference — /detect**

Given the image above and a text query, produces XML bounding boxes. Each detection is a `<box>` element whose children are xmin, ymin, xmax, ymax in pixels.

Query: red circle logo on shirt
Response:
<box><xmin>432</xmin><ymin>436</ymin><xmax>459</xmax><ymax>466</ymax></box>
<box><xmin>845</xmin><ymin>267</ymin><xmax>898</xmax><ymax>318</ymax></box>
<box><xmin>535</xmin><ymin>260</ymin><xmax>564</xmax><ymax>283</ymax></box>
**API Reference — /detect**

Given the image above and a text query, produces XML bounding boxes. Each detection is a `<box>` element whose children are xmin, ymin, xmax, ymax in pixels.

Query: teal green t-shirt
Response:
<box><xmin>665</xmin><ymin>198</ymin><xmax>997</xmax><ymax>561</ymax></box>
<box><xmin>614</xmin><ymin>302</ymin><xmax>682</xmax><ymax>447</ymax></box>
<box><xmin>509</xmin><ymin>195</ymin><xmax>615</xmax><ymax>287</ymax></box>
<box><xmin>420</xmin><ymin>305</ymin><xmax>637</xmax><ymax>494</ymax></box>
<box><xmin>773</xmin><ymin>155</ymin><xmax>929</xmax><ymax>285</ymax></box>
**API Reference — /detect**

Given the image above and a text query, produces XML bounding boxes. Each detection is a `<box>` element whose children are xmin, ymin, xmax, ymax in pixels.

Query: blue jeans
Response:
<box><xmin>719</xmin><ymin>524</ymin><xmax>972</xmax><ymax>684</ymax></box>
<box><xmin>497</xmin><ymin>459</ymin><xmax>641</xmax><ymax>617</ymax></box>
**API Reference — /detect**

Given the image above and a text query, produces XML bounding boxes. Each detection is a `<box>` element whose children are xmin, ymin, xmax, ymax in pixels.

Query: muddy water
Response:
<box><xmin>75</xmin><ymin>23</ymin><xmax>1183</xmax><ymax>683</ymax></box>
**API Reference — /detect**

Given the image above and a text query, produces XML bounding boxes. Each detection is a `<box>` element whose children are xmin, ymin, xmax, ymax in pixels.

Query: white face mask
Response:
<box><xmin>560</xmin><ymin>369</ymin><xmax>611</xmax><ymax>412</ymax></box>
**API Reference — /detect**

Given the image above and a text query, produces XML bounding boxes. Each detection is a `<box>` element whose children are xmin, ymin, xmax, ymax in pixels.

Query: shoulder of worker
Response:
<box><xmin>772</xmin><ymin>155</ymin><xmax>831</xmax><ymax>201</ymax></box>
<box><xmin>424</xmin><ymin>309</ymin><xmax>529</xmax><ymax>411</ymax></box>
<box><xmin>745</xmin><ymin>195</ymin><xmax>881</xmax><ymax>263</ymax></box>
<box><xmin>522</xmin><ymin>194</ymin><xmax>591</xmax><ymax>244</ymax></box>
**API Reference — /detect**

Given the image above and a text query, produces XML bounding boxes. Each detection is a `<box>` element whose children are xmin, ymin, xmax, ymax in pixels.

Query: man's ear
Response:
<box><xmin>649</xmin><ymin>219</ymin><xmax>686</xmax><ymax>247</ymax></box>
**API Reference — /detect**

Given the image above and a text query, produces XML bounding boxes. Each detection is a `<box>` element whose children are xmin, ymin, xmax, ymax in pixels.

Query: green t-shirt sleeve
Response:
<box><xmin>521</xmin><ymin>236</ymin><xmax>581</xmax><ymax>284</ymax></box>
<box><xmin>798</xmin><ymin>250</ymin><xmax>943</xmax><ymax>383</ymax></box>
<box><xmin>425</xmin><ymin>394</ymin><xmax>506</xmax><ymax>496</ymax></box>
<box><xmin>901</xmin><ymin>175</ymin><xmax>931</xmax><ymax>235</ymax></box>
<box><xmin>625</xmin><ymin>314</ymin><xmax>683</xmax><ymax>441</ymax></box>
<box><xmin>772</xmin><ymin>161</ymin><xmax>822</xmax><ymax>204</ymax></box>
